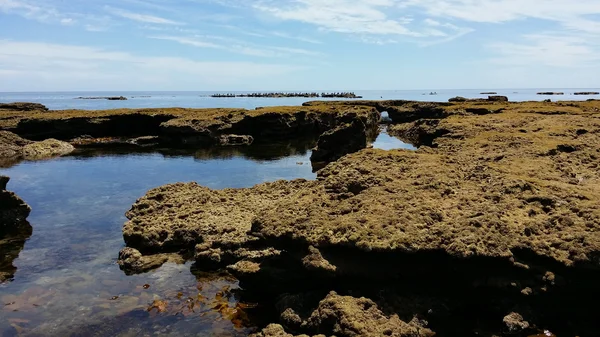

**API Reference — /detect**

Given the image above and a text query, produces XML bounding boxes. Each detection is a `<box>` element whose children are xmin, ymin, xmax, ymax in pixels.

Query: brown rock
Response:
<box><xmin>503</xmin><ymin>312</ymin><xmax>530</xmax><ymax>333</ymax></box>
<box><xmin>123</xmin><ymin>179</ymin><xmax>314</xmax><ymax>260</ymax></box>
<box><xmin>303</xmin><ymin>292</ymin><xmax>434</xmax><ymax>337</ymax></box>
<box><xmin>22</xmin><ymin>139</ymin><xmax>74</xmax><ymax>160</ymax></box>
<box><xmin>0</xmin><ymin>102</ymin><xmax>48</xmax><ymax>111</ymax></box>
<box><xmin>0</xmin><ymin>131</ymin><xmax>32</xmax><ymax>160</ymax></box>
<box><xmin>302</xmin><ymin>246</ymin><xmax>337</xmax><ymax>273</ymax></box>
<box><xmin>488</xmin><ymin>95</ymin><xmax>508</xmax><ymax>102</ymax></box>
<box><xmin>117</xmin><ymin>247</ymin><xmax>169</xmax><ymax>275</ymax></box>
<box><xmin>310</xmin><ymin>120</ymin><xmax>368</xmax><ymax>164</ymax></box>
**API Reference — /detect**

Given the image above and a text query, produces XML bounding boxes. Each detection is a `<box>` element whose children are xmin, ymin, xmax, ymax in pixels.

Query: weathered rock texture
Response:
<box><xmin>251</xmin><ymin>292</ymin><xmax>433</xmax><ymax>337</ymax></box>
<box><xmin>123</xmin><ymin>99</ymin><xmax>600</xmax><ymax>336</ymax></box>
<box><xmin>0</xmin><ymin>130</ymin><xmax>74</xmax><ymax>165</ymax></box>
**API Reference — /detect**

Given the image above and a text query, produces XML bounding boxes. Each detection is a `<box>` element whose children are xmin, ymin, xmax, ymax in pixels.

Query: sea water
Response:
<box><xmin>1</xmin><ymin>89</ymin><xmax>598</xmax><ymax>110</ymax></box>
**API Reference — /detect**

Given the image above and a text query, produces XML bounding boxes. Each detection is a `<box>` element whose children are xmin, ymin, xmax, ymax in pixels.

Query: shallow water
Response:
<box><xmin>370</xmin><ymin>132</ymin><xmax>416</xmax><ymax>151</ymax></box>
<box><xmin>1</xmin><ymin>88</ymin><xmax>599</xmax><ymax>110</ymax></box>
<box><xmin>0</xmin><ymin>132</ymin><xmax>412</xmax><ymax>336</ymax></box>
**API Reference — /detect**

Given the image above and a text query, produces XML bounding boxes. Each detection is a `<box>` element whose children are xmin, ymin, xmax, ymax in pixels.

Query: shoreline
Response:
<box><xmin>1</xmin><ymin>99</ymin><xmax>600</xmax><ymax>336</ymax></box>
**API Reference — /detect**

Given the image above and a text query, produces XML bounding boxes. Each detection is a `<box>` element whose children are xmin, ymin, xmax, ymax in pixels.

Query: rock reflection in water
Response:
<box><xmin>0</xmin><ymin>221</ymin><xmax>32</xmax><ymax>283</ymax></box>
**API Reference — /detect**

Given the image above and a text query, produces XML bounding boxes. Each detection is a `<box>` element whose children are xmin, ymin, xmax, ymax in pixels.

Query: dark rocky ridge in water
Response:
<box><xmin>0</xmin><ymin>175</ymin><xmax>32</xmax><ymax>283</ymax></box>
<box><xmin>121</xmin><ymin>99</ymin><xmax>600</xmax><ymax>336</ymax></box>
<box><xmin>0</xmin><ymin>104</ymin><xmax>380</xmax><ymax>168</ymax></box>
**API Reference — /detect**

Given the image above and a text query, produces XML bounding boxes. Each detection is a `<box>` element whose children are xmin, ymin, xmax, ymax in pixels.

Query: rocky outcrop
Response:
<box><xmin>537</xmin><ymin>92</ymin><xmax>564</xmax><ymax>95</ymax></box>
<box><xmin>488</xmin><ymin>95</ymin><xmax>508</xmax><ymax>102</ymax></box>
<box><xmin>0</xmin><ymin>175</ymin><xmax>31</xmax><ymax>233</ymax></box>
<box><xmin>0</xmin><ymin>130</ymin><xmax>32</xmax><ymax>163</ymax></box>
<box><xmin>251</xmin><ymin>292</ymin><xmax>434</xmax><ymax>337</ymax></box>
<box><xmin>0</xmin><ymin>174</ymin><xmax>32</xmax><ymax>281</ymax></box>
<box><xmin>0</xmin><ymin>131</ymin><xmax>74</xmax><ymax>165</ymax></box>
<box><xmin>310</xmin><ymin>120</ymin><xmax>367</xmax><ymax>165</ymax></box>
<box><xmin>0</xmin><ymin>105</ymin><xmax>379</xmax><ymax>155</ymax></box>
<box><xmin>22</xmin><ymin>138</ymin><xmax>75</xmax><ymax>160</ymax></box>
<box><xmin>0</xmin><ymin>102</ymin><xmax>48</xmax><ymax>111</ymax></box>
<box><xmin>574</xmin><ymin>92</ymin><xmax>599</xmax><ymax>95</ymax></box>
<box><xmin>121</xmin><ymin>99</ymin><xmax>600</xmax><ymax>336</ymax></box>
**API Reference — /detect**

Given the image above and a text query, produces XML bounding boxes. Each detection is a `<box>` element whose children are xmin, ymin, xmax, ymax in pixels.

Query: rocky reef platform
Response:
<box><xmin>0</xmin><ymin>103</ymin><xmax>380</xmax><ymax>168</ymax></box>
<box><xmin>119</xmin><ymin>99</ymin><xmax>600</xmax><ymax>336</ymax></box>
<box><xmin>2</xmin><ymin>99</ymin><xmax>600</xmax><ymax>335</ymax></box>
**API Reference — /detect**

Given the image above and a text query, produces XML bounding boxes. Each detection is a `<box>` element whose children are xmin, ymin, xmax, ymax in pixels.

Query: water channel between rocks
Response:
<box><xmin>0</xmin><ymin>132</ymin><xmax>413</xmax><ymax>336</ymax></box>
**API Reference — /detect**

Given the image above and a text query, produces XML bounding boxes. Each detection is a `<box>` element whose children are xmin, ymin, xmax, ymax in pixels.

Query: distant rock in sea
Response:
<box><xmin>75</xmin><ymin>96</ymin><xmax>128</xmax><ymax>101</ymax></box>
<box><xmin>573</xmin><ymin>92</ymin><xmax>599</xmax><ymax>95</ymax></box>
<box><xmin>537</xmin><ymin>92</ymin><xmax>564</xmax><ymax>95</ymax></box>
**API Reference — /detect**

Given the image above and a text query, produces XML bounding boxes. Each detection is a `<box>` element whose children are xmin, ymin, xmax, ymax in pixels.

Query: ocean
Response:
<box><xmin>1</xmin><ymin>89</ymin><xmax>599</xmax><ymax>110</ymax></box>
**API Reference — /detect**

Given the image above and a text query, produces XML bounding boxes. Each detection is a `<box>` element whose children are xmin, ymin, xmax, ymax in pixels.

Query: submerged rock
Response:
<box><xmin>117</xmin><ymin>247</ymin><xmax>170</xmax><ymax>275</ymax></box>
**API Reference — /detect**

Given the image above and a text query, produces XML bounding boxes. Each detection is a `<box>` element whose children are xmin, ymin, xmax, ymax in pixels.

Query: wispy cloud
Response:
<box><xmin>271</xmin><ymin>31</ymin><xmax>323</xmax><ymax>44</ymax></box>
<box><xmin>253</xmin><ymin>0</ymin><xmax>421</xmax><ymax>37</ymax></box>
<box><xmin>149</xmin><ymin>34</ymin><xmax>322</xmax><ymax>58</ymax></box>
<box><xmin>0</xmin><ymin>40</ymin><xmax>305</xmax><ymax>90</ymax></box>
<box><xmin>487</xmin><ymin>33</ymin><xmax>600</xmax><ymax>67</ymax></box>
<box><xmin>105</xmin><ymin>6</ymin><xmax>183</xmax><ymax>25</ymax></box>
<box><xmin>0</xmin><ymin>0</ymin><xmax>74</xmax><ymax>24</ymax></box>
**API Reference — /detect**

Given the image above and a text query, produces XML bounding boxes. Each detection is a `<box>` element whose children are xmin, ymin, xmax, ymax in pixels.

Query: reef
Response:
<box><xmin>119</xmin><ymin>99</ymin><xmax>600</xmax><ymax>336</ymax></box>
<box><xmin>0</xmin><ymin>175</ymin><xmax>32</xmax><ymax>283</ymax></box>
<box><xmin>0</xmin><ymin>103</ymin><xmax>379</xmax><ymax>168</ymax></box>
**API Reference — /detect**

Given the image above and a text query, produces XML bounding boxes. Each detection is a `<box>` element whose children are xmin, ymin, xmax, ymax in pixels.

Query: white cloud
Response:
<box><xmin>253</xmin><ymin>0</ymin><xmax>421</xmax><ymax>37</ymax></box>
<box><xmin>488</xmin><ymin>33</ymin><xmax>600</xmax><ymax>67</ymax></box>
<box><xmin>149</xmin><ymin>34</ymin><xmax>322</xmax><ymax>58</ymax></box>
<box><xmin>0</xmin><ymin>40</ymin><xmax>305</xmax><ymax>91</ymax></box>
<box><xmin>0</xmin><ymin>0</ymin><xmax>72</xmax><ymax>24</ymax></box>
<box><xmin>403</xmin><ymin>0</ymin><xmax>600</xmax><ymax>31</ymax></box>
<box><xmin>105</xmin><ymin>6</ymin><xmax>182</xmax><ymax>25</ymax></box>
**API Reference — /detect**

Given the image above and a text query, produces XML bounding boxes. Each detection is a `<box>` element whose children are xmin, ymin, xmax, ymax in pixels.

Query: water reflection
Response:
<box><xmin>0</xmin><ymin>222</ymin><xmax>32</xmax><ymax>283</ymax></box>
<box><xmin>370</xmin><ymin>129</ymin><xmax>416</xmax><ymax>151</ymax></box>
<box><xmin>0</xmin><ymin>142</ymin><xmax>316</xmax><ymax>336</ymax></box>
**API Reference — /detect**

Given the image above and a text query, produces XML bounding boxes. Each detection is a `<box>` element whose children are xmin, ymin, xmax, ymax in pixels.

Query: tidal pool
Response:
<box><xmin>0</xmin><ymin>132</ymin><xmax>413</xmax><ymax>336</ymax></box>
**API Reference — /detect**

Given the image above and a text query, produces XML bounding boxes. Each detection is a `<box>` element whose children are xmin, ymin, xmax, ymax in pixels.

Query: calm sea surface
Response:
<box><xmin>1</xmin><ymin>89</ymin><xmax>599</xmax><ymax>110</ymax></box>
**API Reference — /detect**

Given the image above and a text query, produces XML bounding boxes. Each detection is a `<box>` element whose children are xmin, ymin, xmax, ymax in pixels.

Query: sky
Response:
<box><xmin>0</xmin><ymin>0</ymin><xmax>599</xmax><ymax>91</ymax></box>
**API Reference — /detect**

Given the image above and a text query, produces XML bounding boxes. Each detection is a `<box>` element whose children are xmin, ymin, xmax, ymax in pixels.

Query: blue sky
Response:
<box><xmin>1</xmin><ymin>0</ymin><xmax>599</xmax><ymax>91</ymax></box>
